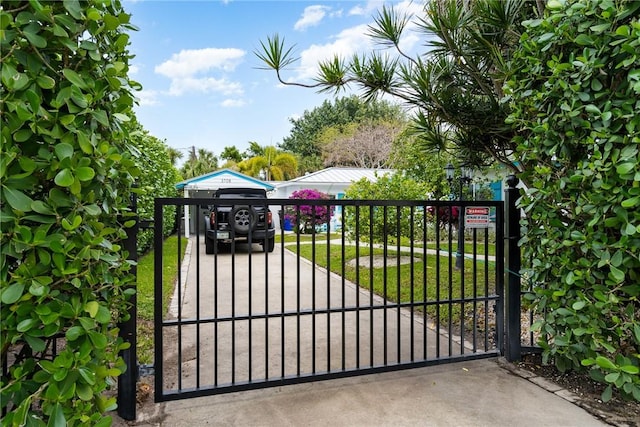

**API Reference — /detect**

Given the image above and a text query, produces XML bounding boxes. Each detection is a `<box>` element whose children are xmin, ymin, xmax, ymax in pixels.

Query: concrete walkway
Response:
<box><xmin>126</xmin><ymin>238</ymin><xmax>606</xmax><ymax>426</ymax></box>
<box><xmin>137</xmin><ymin>359</ymin><xmax>606</xmax><ymax>427</ymax></box>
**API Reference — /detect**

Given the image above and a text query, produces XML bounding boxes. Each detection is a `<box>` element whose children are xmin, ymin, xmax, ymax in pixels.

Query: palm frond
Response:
<box><xmin>367</xmin><ymin>5</ymin><xmax>410</xmax><ymax>48</ymax></box>
<box><xmin>254</xmin><ymin>33</ymin><xmax>297</xmax><ymax>71</ymax></box>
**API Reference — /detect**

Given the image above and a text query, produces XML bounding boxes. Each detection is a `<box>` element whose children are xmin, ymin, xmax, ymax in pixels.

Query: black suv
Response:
<box><xmin>203</xmin><ymin>188</ymin><xmax>275</xmax><ymax>254</ymax></box>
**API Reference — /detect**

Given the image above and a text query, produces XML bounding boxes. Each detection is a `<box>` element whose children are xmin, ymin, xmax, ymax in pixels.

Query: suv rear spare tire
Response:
<box><xmin>230</xmin><ymin>205</ymin><xmax>257</xmax><ymax>234</ymax></box>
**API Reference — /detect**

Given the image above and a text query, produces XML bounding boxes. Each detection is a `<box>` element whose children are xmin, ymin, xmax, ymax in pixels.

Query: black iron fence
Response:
<box><xmin>151</xmin><ymin>196</ymin><xmax>507</xmax><ymax>402</ymax></box>
<box><xmin>2</xmin><ymin>180</ymin><xmax>530</xmax><ymax>421</ymax></box>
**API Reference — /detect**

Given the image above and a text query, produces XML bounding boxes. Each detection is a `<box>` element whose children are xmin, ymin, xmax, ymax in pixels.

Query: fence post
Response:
<box><xmin>504</xmin><ymin>175</ymin><xmax>522</xmax><ymax>362</ymax></box>
<box><xmin>118</xmin><ymin>192</ymin><xmax>138</xmax><ymax>420</ymax></box>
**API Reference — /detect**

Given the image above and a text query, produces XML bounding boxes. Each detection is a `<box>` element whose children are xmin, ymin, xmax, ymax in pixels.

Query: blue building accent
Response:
<box><xmin>489</xmin><ymin>181</ymin><xmax>502</xmax><ymax>201</ymax></box>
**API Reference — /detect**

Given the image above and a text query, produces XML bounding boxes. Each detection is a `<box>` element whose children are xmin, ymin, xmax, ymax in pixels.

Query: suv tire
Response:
<box><xmin>263</xmin><ymin>237</ymin><xmax>275</xmax><ymax>253</ymax></box>
<box><xmin>230</xmin><ymin>205</ymin><xmax>257</xmax><ymax>234</ymax></box>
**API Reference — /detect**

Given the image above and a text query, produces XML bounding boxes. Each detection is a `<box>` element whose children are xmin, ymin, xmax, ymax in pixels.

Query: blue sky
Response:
<box><xmin>124</xmin><ymin>0</ymin><xmax>423</xmax><ymax>162</ymax></box>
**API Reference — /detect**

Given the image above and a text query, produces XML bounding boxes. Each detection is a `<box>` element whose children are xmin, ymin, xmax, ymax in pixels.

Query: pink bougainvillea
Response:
<box><xmin>285</xmin><ymin>189</ymin><xmax>334</xmax><ymax>233</ymax></box>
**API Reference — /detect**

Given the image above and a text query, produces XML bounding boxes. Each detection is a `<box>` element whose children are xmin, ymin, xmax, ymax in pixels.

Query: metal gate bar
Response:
<box><xmin>154</xmin><ymin>198</ymin><xmax>504</xmax><ymax>402</ymax></box>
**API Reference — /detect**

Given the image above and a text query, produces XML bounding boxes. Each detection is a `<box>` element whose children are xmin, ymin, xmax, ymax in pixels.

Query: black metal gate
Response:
<box><xmin>151</xmin><ymin>195</ymin><xmax>511</xmax><ymax>402</ymax></box>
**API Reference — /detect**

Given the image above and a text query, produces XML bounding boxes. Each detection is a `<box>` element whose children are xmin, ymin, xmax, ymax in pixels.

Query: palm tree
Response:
<box><xmin>256</xmin><ymin>0</ymin><xmax>540</xmax><ymax>177</ymax></box>
<box><xmin>180</xmin><ymin>147</ymin><xmax>218</xmax><ymax>179</ymax></box>
<box><xmin>220</xmin><ymin>145</ymin><xmax>244</xmax><ymax>163</ymax></box>
<box><xmin>238</xmin><ymin>145</ymin><xmax>298</xmax><ymax>181</ymax></box>
<box><xmin>166</xmin><ymin>147</ymin><xmax>184</xmax><ymax>167</ymax></box>
<box><xmin>196</xmin><ymin>148</ymin><xmax>217</xmax><ymax>173</ymax></box>
<box><xmin>244</xmin><ymin>141</ymin><xmax>265</xmax><ymax>158</ymax></box>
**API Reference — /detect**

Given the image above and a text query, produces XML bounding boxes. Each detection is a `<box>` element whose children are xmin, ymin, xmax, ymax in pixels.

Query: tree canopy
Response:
<box><xmin>279</xmin><ymin>95</ymin><xmax>406</xmax><ymax>173</ymax></box>
<box><xmin>220</xmin><ymin>145</ymin><xmax>244</xmax><ymax>164</ymax></box>
<box><xmin>320</xmin><ymin>120</ymin><xmax>403</xmax><ymax>169</ymax></box>
<box><xmin>180</xmin><ymin>147</ymin><xmax>219</xmax><ymax>179</ymax></box>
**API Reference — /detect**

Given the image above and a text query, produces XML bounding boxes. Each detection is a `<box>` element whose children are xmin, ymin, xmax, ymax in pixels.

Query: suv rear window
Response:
<box><xmin>217</xmin><ymin>193</ymin><xmax>265</xmax><ymax>199</ymax></box>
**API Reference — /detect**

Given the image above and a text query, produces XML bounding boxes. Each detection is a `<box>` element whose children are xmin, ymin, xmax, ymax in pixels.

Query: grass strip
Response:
<box><xmin>136</xmin><ymin>234</ymin><xmax>188</xmax><ymax>364</ymax></box>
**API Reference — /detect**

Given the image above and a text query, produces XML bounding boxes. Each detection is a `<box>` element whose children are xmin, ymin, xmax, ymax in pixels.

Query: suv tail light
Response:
<box><xmin>209</xmin><ymin>211</ymin><xmax>216</xmax><ymax>227</ymax></box>
<box><xmin>267</xmin><ymin>211</ymin><xmax>272</xmax><ymax>226</ymax></box>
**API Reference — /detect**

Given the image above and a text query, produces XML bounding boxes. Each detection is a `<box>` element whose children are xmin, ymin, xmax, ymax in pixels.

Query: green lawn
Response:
<box><xmin>136</xmin><ymin>235</ymin><xmax>188</xmax><ymax>364</ymax></box>
<box><xmin>289</xmin><ymin>242</ymin><xmax>498</xmax><ymax>321</ymax></box>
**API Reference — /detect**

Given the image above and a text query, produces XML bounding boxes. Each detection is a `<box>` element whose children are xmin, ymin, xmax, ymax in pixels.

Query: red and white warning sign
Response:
<box><xmin>465</xmin><ymin>207</ymin><xmax>491</xmax><ymax>228</ymax></box>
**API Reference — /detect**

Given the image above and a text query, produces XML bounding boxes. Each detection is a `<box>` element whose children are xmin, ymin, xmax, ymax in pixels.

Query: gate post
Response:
<box><xmin>504</xmin><ymin>175</ymin><xmax>521</xmax><ymax>362</ymax></box>
<box><xmin>118</xmin><ymin>192</ymin><xmax>139</xmax><ymax>420</ymax></box>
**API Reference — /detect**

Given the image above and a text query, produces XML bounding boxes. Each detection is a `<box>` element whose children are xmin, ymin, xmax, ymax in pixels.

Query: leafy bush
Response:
<box><xmin>285</xmin><ymin>189</ymin><xmax>334</xmax><ymax>233</ymax></box>
<box><xmin>343</xmin><ymin>173</ymin><xmax>430</xmax><ymax>244</ymax></box>
<box><xmin>506</xmin><ymin>0</ymin><xmax>640</xmax><ymax>402</ymax></box>
<box><xmin>128</xmin><ymin>122</ymin><xmax>180</xmax><ymax>254</ymax></box>
<box><xmin>1</xmin><ymin>1</ymin><xmax>140</xmax><ymax>424</ymax></box>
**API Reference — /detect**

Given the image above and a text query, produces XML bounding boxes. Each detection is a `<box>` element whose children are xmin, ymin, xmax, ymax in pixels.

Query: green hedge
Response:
<box><xmin>127</xmin><ymin>122</ymin><xmax>180</xmax><ymax>254</ymax></box>
<box><xmin>506</xmin><ymin>0</ymin><xmax>640</xmax><ymax>402</ymax></box>
<box><xmin>343</xmin><ymin>173</ymin><xmax>430</xmax><ymax>244</ymax></box>
<box><xmin>1</xmin><ymin>1</ymin><xmax>139</xmax><ymax>424</ymax></box>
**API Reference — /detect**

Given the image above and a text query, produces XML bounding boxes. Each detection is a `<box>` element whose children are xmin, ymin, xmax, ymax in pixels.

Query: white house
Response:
<box><xmin>272</xmin><ymin>167</ymin><xmax>395</xmax><ymax>199</ymax></box>
<box><xmin>272</xmin><ymin>167</ymin><xmax>395</xmax><ymax>231</ymax></box>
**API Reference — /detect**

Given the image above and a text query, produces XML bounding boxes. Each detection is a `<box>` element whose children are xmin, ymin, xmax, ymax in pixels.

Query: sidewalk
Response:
<box><xmin>130</xmin><ymin>357</ymin><xmax>605</xmax><ymax>427</ymax></box>
<box><xmin>120</xmin><ymin>238</ymin><xmax>607</xmax><ymax>427</ymax></box>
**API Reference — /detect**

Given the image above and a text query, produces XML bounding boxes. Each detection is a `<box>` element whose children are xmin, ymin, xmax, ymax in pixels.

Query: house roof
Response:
<box><xmin>277</xmin><ymin>167</ymin><xmax>395</xmax><ymax>188</ymax></box>
<box><xmin>176</xmin><ymin>169</ymin><xmax>275</xmax><ymax>191</ymax></box>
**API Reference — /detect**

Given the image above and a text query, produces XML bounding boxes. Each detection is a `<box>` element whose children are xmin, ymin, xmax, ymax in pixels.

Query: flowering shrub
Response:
<box><xmin>285</xmin><ymin>189</ymin><xmax>334</xmax><ymax>233</ymax></box>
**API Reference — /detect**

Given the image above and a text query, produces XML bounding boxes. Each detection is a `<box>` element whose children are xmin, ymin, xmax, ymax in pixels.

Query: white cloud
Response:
<box><xmin>348</xmin><ymin>5</ymin><xmax>365</xmax><ymax>16</ymax></box>
<box><xmin>168</xmin><ymin>77</ymin><xmax>243</xmax><ymax>96</ymax></box>
<box><xmin>330</xmin><ymin>9</ymin><xmax>343</xmax><ymax>18</ymax></box>
<box><xmin>154</xmin><ymin>47</ymin><xmax>245</xmax><ymax>97</ymax></box>
<box><xmin>136</xmin><ymin>90</ymin><xmax>160</xmax><ymax>106</ymax></box>
<box><xmin>295</xmin><ymin>24</ymin><xmax>372</xmax><ymax>81</ymax></box>
<box><xmin>155</xmin><ymin>47</ymin><xmax>245</xmax><ymax>78</ymax></box>
<box><xmin>398</xmin><ymin>32</ymin><xmax>421</xmax><ymax>53</ymax></box>
<box><xmin>221</xmin><ymin>98</ymin><xmax>246</xmax><ymax>108</ymax></box>
<box><xmin>294</xmin><ymin>5</ymin><xmax>330</xmax><ymax>31</ymax></box>
<box><xmin>348</xmin><ymin>0</ymin><xmax>384</xmax><ymax>16</ymax></box>
<box><xmin>395</xmin><ymin>0</ymin><xmax>425</xmax><ymax>21</ymax></box>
